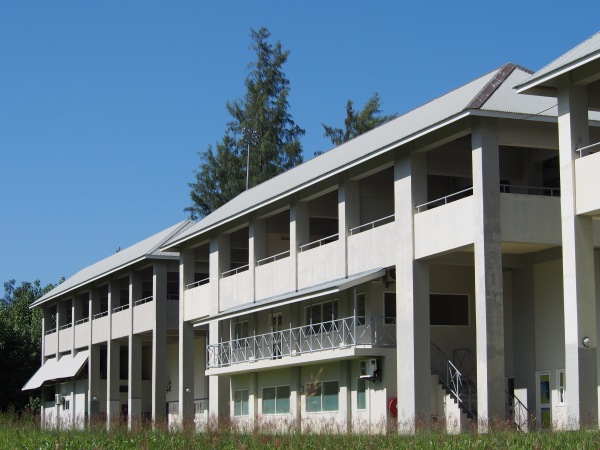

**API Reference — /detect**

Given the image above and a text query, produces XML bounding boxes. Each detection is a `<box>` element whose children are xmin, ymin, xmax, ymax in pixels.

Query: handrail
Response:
<box><xmin>221</xmin><ymin>264</ymin><xmax>249</xmax><ymax>278</ymax></box>
<box><xmin>577</xmin><ymin>141</ymin><xmax>600</xmax><ymax>158</ymax></box>
<box><xmin>299</xmin><ymin>234</ymin><xmax>339</xmax><ymax>252</ymax></box>
<box><xmin>500</xmin><ymin>184</ymin><xmax>560</xmax><ymax>197</ymax></box>
<box><xmin>506</xmin><ymin>390</ymin><xmax>528</xmax><ymax>431</ymax></box>
<box><xmin>134</xmin><ymin>296</ymin><xmax>153</xmax><ymax>306</ymax></box>
<box><xmin>415</xmin><ymin>187</ymin><xmax>473</xmax><ymax>213</ymax></box>
<box><xmin>349</xmin><ymin>214</ymin><xmax>395</xmax><ymax>236</ymax></box>
<box><xmin>257</xmin><ymin>250</ymin><xmax>291</xmax><ymax>266</ymax></box>
<box><xmin>93</xmin><ymin>311</ymin><xmax>108</xmax><ymax>320</ymax></box>
<box><xmin>207</xmin><ymin>315</ymin><xmax>396</xmax><ymax>369</ymax></box>
<box><xmin>59</xmin><ymin>323</ymin><xmax>72</xmax><ymax>330</ymax></box>
<box><xmin>453</xmin><ymin>347</ymin><xmax>476</xmax><ymax>379</ymax></box>
<box><xmin>186</xmin><ymin>277</ymin><xmax>210</xmax><ymax>290</ymax></box>
<box><xmin>45</xmin><ymin>328</ymin><xmax>57</xmax><ymax>335</ymax></box>
<box><xmin>112</xmin><ymin>304</ymin><xmax>129</xmax><ymax>313</ymax></box>
<box><xmin>75</xmin><ymin>317</ymin><xmax>89</xmax><ymax>326</ymax></box>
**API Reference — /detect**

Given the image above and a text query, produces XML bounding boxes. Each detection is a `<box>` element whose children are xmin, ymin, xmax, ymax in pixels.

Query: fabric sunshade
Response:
<box><xmin>22</xmin><ymin>350</ymin><xmax>89</xmax><ymax>391</ymax></box>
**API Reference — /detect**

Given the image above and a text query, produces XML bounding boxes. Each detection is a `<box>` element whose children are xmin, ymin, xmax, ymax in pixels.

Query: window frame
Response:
<box><xmin>306</xmin><ymin>380</ymin><xmax>339</xmax><ymax>413</ymax></box>
<box><xmin>262</xmin><ymin>385</ymin><xmax>291</xmax><ymax>415</ymax></box>
<box><xmin>305</xmin><ymin>299</ymin><xmax>338</xmax><ymax>333</ymax></box>
<box><xmin>429</xmin><ymin>293</ymin><xmax>470</xmax><ymax>327</ymax></box>
<box><xmin>233</xmin><ymin>389</ymin><xmax>249</xmax><ymax>416</ymax></box>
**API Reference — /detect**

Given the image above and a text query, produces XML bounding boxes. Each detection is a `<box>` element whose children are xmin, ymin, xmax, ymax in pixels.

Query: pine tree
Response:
<box><xmin>322</xmin><ymin>92</ymin><xmax>396</xmax><ymax>147</ymax></box>
<box><xmin>186</xmin><ymin>28</ymin><xmax>304</xmax><ymax>220</ymax></box>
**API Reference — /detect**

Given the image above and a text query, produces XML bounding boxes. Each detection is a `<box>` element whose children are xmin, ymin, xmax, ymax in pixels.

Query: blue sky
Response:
<box><xmin>0</xmin><ymin>1</ymin><xmax>598</xmax><ymax>288</ymax></box>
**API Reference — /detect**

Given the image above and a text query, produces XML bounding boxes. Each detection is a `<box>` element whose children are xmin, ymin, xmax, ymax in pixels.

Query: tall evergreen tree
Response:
<box><xmin>186</xmin><ymin>27</ymin><xmax>304</xmax><ymax>220</ymax></box>
<box><xmin>322</xmin><ymin>92</ymin><xmax>397</xmax><ymax>147</ymax></box>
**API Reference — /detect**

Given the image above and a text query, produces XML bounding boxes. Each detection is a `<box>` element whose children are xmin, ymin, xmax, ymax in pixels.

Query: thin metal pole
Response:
<box><xmin>246</xmin><ymin>142</ymin><xmax>250</xmax><ymax>190</ymax></box>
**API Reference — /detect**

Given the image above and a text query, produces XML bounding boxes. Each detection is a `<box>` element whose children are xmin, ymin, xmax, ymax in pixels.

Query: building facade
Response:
<box><xmin>25</xmin><ymin>32</ymin><xmax>600</xmax><ymax>433</ymax></box>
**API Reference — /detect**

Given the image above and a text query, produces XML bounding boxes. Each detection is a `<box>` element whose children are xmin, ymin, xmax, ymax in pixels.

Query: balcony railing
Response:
<box><xmin>194</xmin><ymin>398</ymin><xmax>209</xmax><ymax>414</ymax></box>
<box><xmin>221</xmin><ymin>265</ymin><xmax>249</xmax><ymax>279</ymax></box>
<box><xmin>577</xmin><ymin>141</ymin><xmax>600</xmax><ymax>158</ymax></box>
<box><xmin>59</xmin><ymin>323</ymin><xmax>72</xmax><ymax>330</ymax></box>
<box><xmin>112</xmin><ymin>304</ymin><xmax>129</xmax><ymax>313</ymax></box>
<box><xmin>349</xmin><ymin>214</ymin><xmax>395</xmax><ymax>236</ymax></box>
<box><xmin>45</xmin><ymin>328</ymin><xmax>57</xmax><ymax>335</ymax></box>
<box><xmin>75</xmin><ymin>317</ymin><xmax>89</xmax><ymax>326</ymax></box>
<box><xmin>256</xmin><ymin>250</ymin><xmax>291</xmax><ymax>266</ymax></box>
<box><xmin>499</xmin><ymin>184</ymin><xmax>560</xmax><ymax>197</ymax></box>
<box><xmin>207</xmin><ymin>315</ymin><xmax>396</xmax><ymax>369</ymax></box>
<box><xmin>93</xmin><ymin>311</ymin><xmax>108</xmax><ymax>320</ymax></box>
<box><xmin>186</xmin><ymin>277</ymin><xmax>210</xmax><ymax>290</ymax></box>
<box><xmin>134</xmin><ymin>296</ymin><xmax>153</xmax><ymax>306</ymax></box>
<box><xmin>299</xmin><ymin>234</ymin><xmax>339</xmax><ymax>252</ymax></box>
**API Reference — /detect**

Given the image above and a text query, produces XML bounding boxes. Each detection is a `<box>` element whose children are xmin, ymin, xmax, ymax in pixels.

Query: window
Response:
<box><xmin>306</xmin><ymin>380</ymin><xmax>338</xmax><ymax>412</ymax></box>
<box><xmin>63</xmin><ymin>398</ymin><xmax>70</xmax><ymax>410</ymax></box>
<box><xmin>233</xmin><ymin>389</ymin><xmax>249</xmax><ymax>416</ymax></box>
<box><xmin>384</xmin><ymin>292</ymin><xmax>396</xmax><ymax>324</ymax></box>
<box><xmin>357</xmin><ymin>378</ymin><xmax>366</xmax><ymax>410</ymax></box>
<box><xmin>233</xmin><ymin>320</ymin><xmax>249</xmax><ymax>347</ymax></box>
<box><xmin>306</xmin><ymin>300</ymin><xmax>338</xmax><ymax>332</ymax></box>
<box><xmin>262</xmin><ymin>385</ymin><xmax>290</xmax><ymax>414</ymax></box>
<box><xmin>430</xmin><ymin>294</ymin><xmax>469</xmax><ymax>326</ymax></box>
<box><xmin>557</xmin><ymin>370</ymin><xmax>566</xmax><ymax>405</ymax></box>
<box><xmin>356</xmin><ymin>293</ymin><xmax>366</xmax><ymax>326</ymax></box>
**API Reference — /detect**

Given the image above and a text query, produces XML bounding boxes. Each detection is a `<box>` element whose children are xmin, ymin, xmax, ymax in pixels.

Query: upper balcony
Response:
<box><xmin>184</xmin><ymin>277</ymin><xmax>211</xmax><ymax>321</ymax></box>
<box><xmin>347</xmin><ymin>215</ymin><xmax>396</xmax><ymax>275</ymax></box>
<box><xmin>206</xmin><ymin>315</ymin><xmax>396</xmax><ymax>375</ymax></box>
<box><xmin>297</xmin><ymin>235</ymin><xmax>345</xmax><ymax>290</ymax></box>
<box><xmin>575</xmin><ymin>142</ymin><xmax>600</xmax><ymax>216</ymax></box>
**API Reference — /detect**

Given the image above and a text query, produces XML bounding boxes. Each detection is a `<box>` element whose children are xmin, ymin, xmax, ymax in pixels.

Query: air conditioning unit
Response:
<box><xmin>386</xmin><ymin>269</ymin><xmax>396</xmax><ymax>284</ymax></box>
<box><xmin>359</xmin><ymin>358</ymin><xmax>379</xmax><ymax>379</ymax></box>
<box><xmin>55</xmin><ymin>394</ymin><xmax>64</xmax><ymax>406</ymax></box>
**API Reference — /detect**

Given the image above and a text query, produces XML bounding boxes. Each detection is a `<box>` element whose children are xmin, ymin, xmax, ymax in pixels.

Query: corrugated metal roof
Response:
<box><xmin>32</xmin><ymin>220</ymin><xmax>194</xmax><ymax>307</ymax></box>
<box><xmin>516</xmin><ymin>31</ymin><xmax>600</xmax><ymax>92</ymax></box>
<box><xmin>165</xmin><ymin>62</ymin><xmax>578</xmax><ymax>250</ymax></box>
<box><xmin>22</xmin><ymin>350</ymin><xmax>89</xmax><ymax>390</ymax></box>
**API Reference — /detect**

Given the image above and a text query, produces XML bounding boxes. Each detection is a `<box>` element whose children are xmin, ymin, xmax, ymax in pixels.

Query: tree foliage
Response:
<box><xmin>322</xmin><ymin>92</ymin><xmax>397</xmax><ymax>147</ymax></box>
<box><xmin>0</xmin><ymin>279</ymin><xmax>55</xmax><ymax>412</ymax></box>
<box><xmin>186</xmin><ymin>27</ymin><xmax>304</xmax><ymax>220</ymax></box>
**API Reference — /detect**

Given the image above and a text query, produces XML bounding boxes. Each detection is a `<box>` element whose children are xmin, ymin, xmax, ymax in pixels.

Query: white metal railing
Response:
<box><xmin>194</xmin><ymin>398</ymin><xmax>209</xmax><ymax>414</ymax></box>
<box><xmin>299</xmin><ymin>233</ymin><xmax>339</xmax><ymax>252</ymax></box>
<box><xmin>45</xmin><ymin>328</ymin><xmax>57</xmax><ymax>335</ymax></box>
<box><xmin>134</xmin><ymin>296</ymin><xmax>153</xmax><ymax>306</ymax></box>
<box><xmin>207</xmin><ymin>315</ymin><xmax>396</xmax><ymax>369</ymax></box>
<box><xmin>112</xmin><ymin>304</ymin><xmax>129</xmax><ymax>313</ymax></box>
<box><xmin>577</xmin><ymin>141</ymin><xmax>600</xmax><ymax>158</ymax></box>
<box><xmin>59</xmin><ymin>323</ymin><xmax>72</xmax><ymax>330</ymax></box>
<box><xmin>349</xmin><ymin>214</ymin><xmax>395</xmax><ymax>236</ymax></box>
<box><xmin>221</xmin><ymin>264</ymin><xmax>249</xmax><ymax>278</ymax></box>
<box><xmin>75</xmin><ymin>317</ymin><xmax>89</xmax><ymax>326</ymax></box>
<box><xmin>415</xmin><ymin>187</ymin><xmax>473</xmax><ymax>213</ymax></box>
<box><xmin>186</xmin><ymin>277</ymin><xmax>210</xmax><ymax>290</ymax></box>
<box><xmin>257</xmin><ymin>250</ymin><xmax>291</xmax><ymax>266</ymax></box>
<box><xmin>500</xmin><ymin>184</ymin><xmax>560</xmax><ymax>197</ymax></box>
<box><xmin>93</xmin><ymin>311</ymin><xmax>108</xmax><ymax>320</ymax></box>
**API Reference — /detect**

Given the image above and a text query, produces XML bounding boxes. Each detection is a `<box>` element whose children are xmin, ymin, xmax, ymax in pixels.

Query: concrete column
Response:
<box><xmin>394</xmin><ymin>146</ymin><xmax>430</xmax><ymax>433</ymax></box>
<box><xmin>339</xmin><ymin>360</ymin><xmax>351</xmax><ymax>432</ymax></box>
<box><xmin>71</xmin><ymin>298</ymin><xmax>76</xmax><ymax>354</ymax></box>
<box><xmin>250</xmin><ymin>216</ymin><xmax>266</xmax><ymax>301</ymax></box>
<box><xmin>208</xmin><ymin>236</ymin><xmax>224</xmax><ymax>422</ymax></box>
<box><xmin>88</xmin><ymin>344</ymin><xmax>100</xmax><ymax>425</ymax></box>
<box><xmin>152</xmin><ymin>262</ymin><xmax>167</xmax><ymax>423</ymax></box>
<box><xmin>208</xmin><ymin>321</ymin><xmax>220</xmax><ymax>419</ymax></box>
<box><xmin>179</xmin><ymin>321</ymin><xmax>195</xmax><ymax>423</ymax></box>
<box><xmin>128</xmin><ymin>334</ymin><xmax>142</xmax><ymax>428</ymax></box>
<box><xmin>472</xmin><ymin>117</ymin><xmax>505</xmax><ymax>431</ymax></box>
<box><xmin>41</xmin><ymin>312</ymin><xmax>46</xmax><ymax>362</ymax></box>
<box><xmin>249</xmin><ymin>371</ymin><xmax>258</xmax><ymax>428</ymax></box>
<box><xmin>290</xmin><ymin>366</ymin><xmax>301</xmax><ymax>430</ymax></box>
<box><xmin>557</xmin><ymin>80</ymin><xmax>597</xmax><ymax>428</ymax></box>
<box><xmin>339</xmin><ymin>176</ymin><xmax>359</xmax><ymax>277</ymax></box>
<box><xmin>106</xmin><ymin>340</ymin><xmax>120</xmax><ymax>428</ymax></box>
<box><xmin>290</xmin><ymin>197</ymin><xmax>309</xmax><ymax>290</ymax></box>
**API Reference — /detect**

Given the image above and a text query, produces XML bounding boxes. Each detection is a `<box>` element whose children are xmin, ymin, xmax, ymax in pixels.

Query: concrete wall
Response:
<box><xmin>298</xmin><ymin>241</ymin><xmax>345</xmax><ymax>290</ymax></box>
<box><xmin>347</xmin><ymin>222</ymin><xmax>396</xmax><ymax>276</ymax></box>
<box><xmin>184</xmin><ymin>283</ymin><xmax>211</xmax><ymax>321</ymax></box>
<box><xmin>220</xmin><ymin>271</ymin><xmax>252</xmax><ymax>311</ymax></box>
<box><xmin>500</xmin><ymin>194</ymin><xmax>562</xmax><ymax>244</ymax></box>
<box><xmin>255</xmin><ymin>257</ymin><xmax>295</xmax><ymax>300</ymax></box>
<box><xmin>575</xmin><ymin>152</ymin><xmax>600</xmax><ymax>215</ymax></box>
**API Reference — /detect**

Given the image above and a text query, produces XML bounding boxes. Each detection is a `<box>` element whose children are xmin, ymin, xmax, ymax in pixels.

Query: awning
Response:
<box><xmin>22</xmin><ymin>350</ymin><xmax>89</xmax><ymax>391</ymax></box>
<box><xmin>194</xmin><ymin>267</ymin><xmax>386</xmax><ymax>326</ymax></box>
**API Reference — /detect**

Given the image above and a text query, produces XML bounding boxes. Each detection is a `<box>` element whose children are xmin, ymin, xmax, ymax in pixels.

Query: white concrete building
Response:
<box><xmin>25</xmin><ymin>32</ymin><xmax>600</xmax><ymax>433</ymax></box>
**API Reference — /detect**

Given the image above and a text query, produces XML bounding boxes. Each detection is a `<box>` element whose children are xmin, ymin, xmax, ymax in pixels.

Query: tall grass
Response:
<box><xmin>2</xmin><ymin>412</ymin><xmax>600</xmax><ymax>449</ymax></box>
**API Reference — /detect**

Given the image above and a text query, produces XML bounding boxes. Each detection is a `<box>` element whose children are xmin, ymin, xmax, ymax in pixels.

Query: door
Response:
<box><xmin>537</xmin><ymin>371</ymin><xmax>551</xmax><ymax>428</ymax></box>
<box><xmin>270</xmin><ymin>312</ymin><xmax>283</xmax><ymax>359</ymax></box>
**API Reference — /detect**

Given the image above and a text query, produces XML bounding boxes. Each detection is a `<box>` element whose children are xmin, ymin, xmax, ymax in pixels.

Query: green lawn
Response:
<box><xmin>2</xmin><ymin>414</ymin><xmax>600</xmax><ymax>449</ymax></box>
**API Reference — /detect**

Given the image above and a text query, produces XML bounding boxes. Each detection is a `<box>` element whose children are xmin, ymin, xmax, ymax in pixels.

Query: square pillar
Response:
<box><xmin>290</xmin><ymin>197</ymin><xmax>309</xmax><ymax>291</ymax></box>
<box><xmin>394</xmin><ymin>147</ymin><xmax>430</xmax><ymax>433</ymax></box>
<box><xmin>179</xmin><ymin>249</ymin><xmax>195</xmax><ymax>424</ymax></box>
<box><xmin>128</xmin><ymin>335</ymin><xmax>142</xmax><ymax>428</ymax></box>
<box><xmin>152</xmin><ymin>262</ymin><xmax>168</xmax><ymax>423</ymax></box>
<box><xmin>557</xmin><ymin>80</ymin><xmax>597</xmax><ymax>428</ymax></box>
<box><xmin>290</xmin><ymin>366</ymin><xmax>301</xmax><ymax>430</ymax></box>
<box><xmin>338</xmin><ymin>177</ymin><xmax>359</xmax><ymax>277</ymax></box>
<box><xmin>88</xmin><ymin>344</ymin><xmax>101</xmax><ymax>425</ymax></box>
<box><xmin>106</xmin><ymin>340</ymin><xmax>120</xmax><ymax>429</ymax></box>
<box><xmin>472</xmin><ymin>117</ymin><xmax>505</xmax><ymax>431</ymax></box>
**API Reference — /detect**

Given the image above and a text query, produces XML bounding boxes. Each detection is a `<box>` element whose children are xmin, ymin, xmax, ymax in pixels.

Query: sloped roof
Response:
<box><xmin>164</xmin><ymin>62</ymin><xmax>569</xmax><ymax>250</ymax></box>
<box><xmin>32</xmin><ymin>220</ymin><xmax>195</xmax><ymax>307</ymax></box>
<box><xmin>516</xmin><ymin>31</ymin><xmax>600</xmax><ymax>93</ymax></box>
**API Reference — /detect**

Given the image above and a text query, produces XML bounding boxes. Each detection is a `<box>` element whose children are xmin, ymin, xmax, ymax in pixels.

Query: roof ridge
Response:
<box><xmin>465</xmin><ymin>63</ymin><xmax>520</xmax><ymax>110</ymax></box>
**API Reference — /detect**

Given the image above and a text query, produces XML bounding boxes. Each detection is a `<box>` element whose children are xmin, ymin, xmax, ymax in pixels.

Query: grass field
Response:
<box><xmin>3</xmin><ymin>413</ymin><xmax>600</xmax><ymax>449</ymax></box>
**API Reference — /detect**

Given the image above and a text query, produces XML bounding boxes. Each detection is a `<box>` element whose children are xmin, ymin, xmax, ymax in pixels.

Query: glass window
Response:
<box><xmin>234</xmin><ymin>389</ymin><xmax>249</xmax><ymax>416</ymax></box>
<box><xmin>430</xmin><ymin>294</ymin><xmax>469</xmax><ymax>326</ymax></box>
<box><xmin>357</xmin><ymin>378</ymin><xmax>366</xmax><ymax>410</ymax></box>
<box><xmin>276</xmin><ymin>385</ymin><xmax>290</xmax><ymax>414</ymax></box>
<box><xmin>306</xmin><ymin>381</ymin><xmax>338</xmax><ymax>412</ymax></box>
<box><xmin>384</xmin><ymin>292</ymin><xmax>396</xmax><ymax>324</ymax></box>
<box><xmin>306</xmin><ymin>300</ymin><xmax>338</xmax><ymax>333</ymax></box>
<box><xmin>356</xmin><ymin>293</ymin><xmax>366</xmax><ymax>326</ymax></box>
<box><xmin>263</xmin><ymin>387</ymin><xmax>276</xmax><ymax>414</ymax></box>
<box><xmin>557</xmin><ymin>370</ymin><xmax>566</xmax><ymax>405</ymax></box>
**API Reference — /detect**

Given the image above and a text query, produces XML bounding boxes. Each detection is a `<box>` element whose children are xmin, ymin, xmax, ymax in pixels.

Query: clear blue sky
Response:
<box><xmin>0</xmin><ymin>1</ymin><xmax>598</xmax><ymax>288</ymax></box>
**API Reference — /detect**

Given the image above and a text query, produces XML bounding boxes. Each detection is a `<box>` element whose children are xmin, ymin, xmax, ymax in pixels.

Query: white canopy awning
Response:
<box><xmin>22</xmin><ymin>350</ymin><xmax>89</xmax><ymax>391</ymax></box>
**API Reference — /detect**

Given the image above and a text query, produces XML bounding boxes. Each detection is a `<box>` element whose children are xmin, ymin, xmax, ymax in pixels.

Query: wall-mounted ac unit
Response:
<box><xmin>360</xmin><ymin>358</ymin><xmax>378</xmax><ymax>379</ymax></box>
<box><xmin>55</xmin><ymin>394</ymin><xmax>64</xmax><ymax>405</ymax></box>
